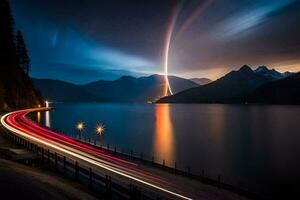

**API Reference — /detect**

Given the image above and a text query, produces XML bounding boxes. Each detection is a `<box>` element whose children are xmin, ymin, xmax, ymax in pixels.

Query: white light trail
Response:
<box><xmin>1</xmin><ymin>111</ymin><xmax>192</xmax><ymax>200</ymax></box>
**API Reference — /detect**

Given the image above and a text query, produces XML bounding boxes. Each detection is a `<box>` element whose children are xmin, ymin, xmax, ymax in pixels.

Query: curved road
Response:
<box><xmin>1</xmin><ymin>108</ymin><xmax>247</xmax><ymax>200</ymax></box>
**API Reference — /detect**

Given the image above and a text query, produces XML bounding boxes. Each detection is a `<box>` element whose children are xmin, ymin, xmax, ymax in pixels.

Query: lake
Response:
<box><xmin>39</xmin><ymin>103</ymin><xmax>300</xmax><ymax>197</ymax></box>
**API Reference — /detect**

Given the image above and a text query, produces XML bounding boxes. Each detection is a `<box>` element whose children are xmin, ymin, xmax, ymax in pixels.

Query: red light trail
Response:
<box><xmin>1</xmin><ymin>108</ymin><xmax>193</xmax><ymax>199</ymax></box>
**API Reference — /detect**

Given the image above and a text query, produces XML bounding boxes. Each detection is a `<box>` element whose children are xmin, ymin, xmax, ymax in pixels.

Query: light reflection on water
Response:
<box><xmin>153</xmin><ymin>104</ymin><xmax>174</xmax><ymax>165</ymax></box>
<box><xmin>45</xmin><ymin>110</ymin><xmax>51</xmax><ymax>128</ymax></box>
<box><xmin>43</xmin><ymin>103</ymin><xmax>300</xmax><ymax>196</ymax></box>
<box><xmin>208</xmin><ymin>105</ymin><xmax>225</xmax><ymax>146</ymax></box>
<box><xmin>37</xmin><ymin>111</ymin><xmax>41</xmax><ymax>123</ymax></box>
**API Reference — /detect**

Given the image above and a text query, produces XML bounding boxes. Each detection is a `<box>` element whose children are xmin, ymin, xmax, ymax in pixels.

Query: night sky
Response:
<box><xmin>10</xmin><ymin>0</ymin><xmax>300</xmax><ymax>83</ymax></box>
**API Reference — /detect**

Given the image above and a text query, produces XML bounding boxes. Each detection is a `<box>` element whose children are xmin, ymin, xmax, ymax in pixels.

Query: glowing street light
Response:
<box><xmin>95</xmin><ymin>124</ymin><xmax>105</xmax><ymax>135</ymax></box>
<box><xmin>76</xmin><ymin>122</ymin><xmax>84</xmax><ymax>132</ymax></box>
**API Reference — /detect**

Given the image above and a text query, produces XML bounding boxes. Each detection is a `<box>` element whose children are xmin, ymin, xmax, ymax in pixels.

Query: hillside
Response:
<box><xmin>84</xmin><ymin>74</ymin><xmax>198</xmax><ymax>102</ymax></box>
<box><xmin>33</xmin><ymin>75</ymin><xmax>198</xmax><ymax>103</ymax></box>
<box><xmin>247</xmin><ymin>72</ymin><xmax>300</xmax><ymax>104</ymax></box>
<box><xmin>32</xmin><ymin>79</ymin><xmax>105</xmax><ymax>102</ymax></box>
<box><xmin>254</xmin><ymin>66</ymin><xmax>293</xmax><ymax>80</ymax></box>
<box><xmin>157</xmin><ymin>65</ymin><xmax>274</xmax><ymax>103</ymax></box>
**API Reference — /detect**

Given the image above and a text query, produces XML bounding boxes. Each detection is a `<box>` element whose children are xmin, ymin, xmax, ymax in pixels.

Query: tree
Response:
<box><xmin>0</xmin><ymin>0</ymin><xmax>19</xmax><ymax>73</ymax></box>
<box><xmin>16</xmin><ymin>31</ymin><xmax>30</xmax><ymax>75</ymax></box>
<box><xmin>0</xmin><ymin>0</ymin><xmax>43</xmax><ymax>110</ymax></box>
<box><xmin>0</xmin><ymin>0</ymin><xmax>19</xmax><ymax>109</ymax></box>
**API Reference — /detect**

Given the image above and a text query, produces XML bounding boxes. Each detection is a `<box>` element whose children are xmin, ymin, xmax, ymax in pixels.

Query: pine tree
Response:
<box><xmin>16</xmin><ymin>31</ymin><xmax>30</xmax><ymax>75</ymax></box>
<box><xmin>0</xmin><ymin>0</ymin><xmax>43</xmax><ymax>110</ymax></box>
<box><xmin>0</xmin><ymin>0</ymin><xmax>19</xmax><ymax>73</ymax></box>
<box><xmin>0</xmin><ymin>0</ymin><xmax>19</xmax><ymax>109</ymax></box>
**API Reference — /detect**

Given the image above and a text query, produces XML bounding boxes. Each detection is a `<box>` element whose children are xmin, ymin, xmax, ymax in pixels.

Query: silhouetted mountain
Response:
<box><xmin>83</xmin><ymin>74</ymin><xmax>199</xmax><ymax>102</ymax></box>
<box><xmin>247</xmin><ymin>72</ymin><xmax>300</xmax><ymax>104</ymax></box>
<box><xmin>32</xmin><ymin>79</ymin><xmax>106</xmax><ymax>102</ymax></box>
<box><xmin>190</xmin><ymin>78</ymin><xmax>212</xmax><ymax>85</ymax></box>
<box><xmin>157</xmin><ymin>65</ymin><xmax>274</xmax><ymax>103</ymax></box>
<box><xmin>33</xmin><ymin>75</ymin><xmax>198</xmax><ymax>103</ymax></box>
<box><xmin>282</xmin><ymin>71</ymin><xmax>294</xmax><ymax>77</ymax></box>
<box><xmin>254</xmin><ymin>66</ymin><xmax>293</xmax><ymax>80</ymax></box>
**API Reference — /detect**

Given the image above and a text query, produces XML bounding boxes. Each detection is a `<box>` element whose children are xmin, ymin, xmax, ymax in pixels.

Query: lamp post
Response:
<box><xmin>95</xmin><ymin>124</ymin><xmax>105</xmax><ymax>135</ymax></box>
<box><xmin>76</xmin><ymin>122</ymin><xmax>84</xmax><ymax>139</ymax></box>
<box><xmin>95</xmin><ymin>124</ymin><xmax>105</xmax><ymax>147</ymax></box>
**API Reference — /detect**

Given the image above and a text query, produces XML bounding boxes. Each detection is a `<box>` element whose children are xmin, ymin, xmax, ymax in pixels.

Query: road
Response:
<box><xmin>1</xmin><ymin>107</ymin><xmax>247</xmax><ymax>200</ymax></box>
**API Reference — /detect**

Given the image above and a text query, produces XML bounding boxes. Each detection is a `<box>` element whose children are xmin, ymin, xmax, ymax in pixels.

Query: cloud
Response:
<box><xmin>89</xmin><ymin>46</ymin><xmax>155</xmax><ymax>71</ymax></box>
<box><xmin>218</xmin><ymin>0</ymin><xmax>295</xmax><ymax>38</ymax></box>
<box><xmin>27</xmin><ymin>27</ymin><xmax>157</xmax><ymax>82</ymax></box>
<box><xmin>52</xmin><ymin>30</ymin><xmax>156</xmax><ymax>72</ymax></box>
<box><xmin>168</xmin><ymin>0</ymin><xmax>300</xmax><ymax>80</ymax></box>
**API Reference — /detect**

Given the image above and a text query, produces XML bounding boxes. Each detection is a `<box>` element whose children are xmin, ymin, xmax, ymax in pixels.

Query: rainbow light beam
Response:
<box><xmin>163</xmin><ymin>2</ymin><xmax>181</xmax><ymax>96</ymax></box>
<box><xmin>162</xmin><ymin>1</ymin><xmax>214</xmax><ymax>97</ymax></box>
<box><xmin>177</xmin><ymin>0</ymin><xmax>214</xmax><ymax>37</ymax></box>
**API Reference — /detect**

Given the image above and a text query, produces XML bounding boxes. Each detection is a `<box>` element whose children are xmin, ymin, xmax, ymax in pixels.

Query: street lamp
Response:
<box><xmin>76</xmin><ymin>122</ymin><xmax>84</xmax><ymax>139</ymax></box>
<box><xmin>95</xmin><ymin>124</ymin><xmax>105</xmax><ymax>135</ymax></box>
<box><xmin>76</xmin><ymin>122</ymin><xmax>84</xmax><ymax>131</ymax></box>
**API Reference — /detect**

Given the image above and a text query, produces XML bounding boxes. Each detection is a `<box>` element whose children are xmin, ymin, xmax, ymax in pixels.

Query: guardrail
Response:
<box><xmin>73</xmin><ymin>136</ymin><xmax>257</xmax><ymax>199</ymax></box>
<box><xmin>1</xmin><ymin>128</ymin><xmax>170</xmax><ymax>200</ymax></box>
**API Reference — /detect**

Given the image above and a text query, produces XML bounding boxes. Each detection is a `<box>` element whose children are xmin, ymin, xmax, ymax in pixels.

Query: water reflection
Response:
<box><xmin>153</xmin><ymin>104</ymin><xmax>174</xmax><ymax>165</ymax></box>
<box><xmin>37</xmin><ymin>112</ymin><xmax>41</xmax><ymax>123</ymax></box>
<box><xmin>48</xmin><ymin>103</ymin><xmax>300</xmax><ymax>196</ymax></box>
<box><xmin>208</xmin><ymin>105</ymin><xmax>225</xmax><ymax>145</ymax></box>
<box><xmin>45</xmin><ymin>110</ymin><xmax>51</xmax><ymax>127</ymax></box>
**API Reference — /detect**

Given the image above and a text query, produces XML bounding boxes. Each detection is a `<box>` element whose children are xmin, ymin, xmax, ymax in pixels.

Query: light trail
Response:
<box><xmin>162</xmin><ymin>0</ymin><xmax>214</xmax><ymax>96</ymax></box>
<box><xmin>163</xmin><ymin>2</ymin><xmax>181</xmax><ymax>96</ymax></box>
<box><xmin>176</xmin><ymin>0</ymin><xmax>214</xmax><ymax>37</ymax></box>
<box><xmin>1</xmin><ymin>108</ymin><xmax>193</xmax><ymax>200</ymax></box>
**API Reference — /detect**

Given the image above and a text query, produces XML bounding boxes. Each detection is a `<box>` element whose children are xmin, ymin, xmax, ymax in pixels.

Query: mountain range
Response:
<box><xmin>33</xmin><ymin>65</ymin><xmax>299</xmax><ymax>104</ymax></box>
<box><xmin>33</xmin><ymin>74</ymin><xmax>198</xmax><ymax>103</ymax></box>
<box><xmin>254</xmin><ymin>66</ymin><xmax>292</xmax><ymax>80</ymax></box>
<box><xmin>248</xmin><ymin>72</ymin><xmax>300</xmax><ymax>104</ymax></box>
<box><xmin>157</xmin><ymin>65</ymin><xmax>297</xmax><ymax>104</ymax></box>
